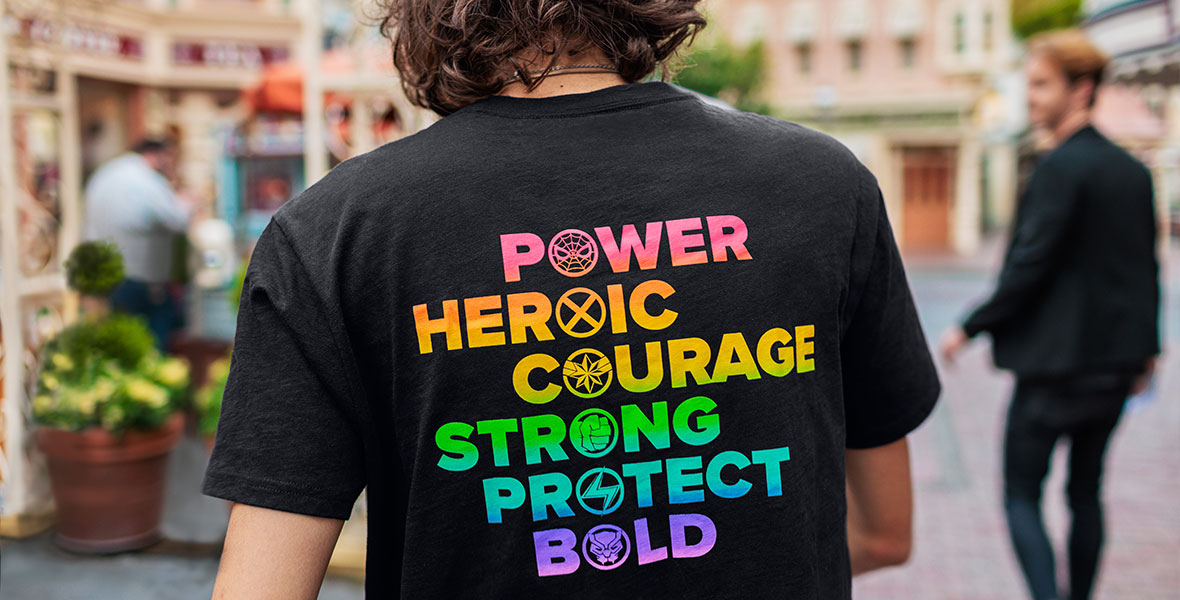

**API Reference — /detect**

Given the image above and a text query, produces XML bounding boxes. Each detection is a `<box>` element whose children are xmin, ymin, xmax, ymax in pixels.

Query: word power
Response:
<box><xmin>501</xmin><ymin>216</ymin><xmax>752</xmax><ymax>282</ymax></box>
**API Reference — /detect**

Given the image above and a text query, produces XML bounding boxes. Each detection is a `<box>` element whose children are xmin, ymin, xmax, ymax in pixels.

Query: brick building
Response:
<box><xmin>703</xmin><ymin>0</ymin><xmax>1023</xmax><ymax>254</ymax></box>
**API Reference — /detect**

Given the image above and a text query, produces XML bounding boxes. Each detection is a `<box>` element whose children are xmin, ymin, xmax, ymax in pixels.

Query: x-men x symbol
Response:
<box><xmin>556</xmin><ymin>288</ymin><xmax>606</xmax><ymax>338</ymax></box>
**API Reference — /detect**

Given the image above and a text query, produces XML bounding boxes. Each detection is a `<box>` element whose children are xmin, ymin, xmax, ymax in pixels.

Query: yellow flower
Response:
<box><xmin>126</xmin><ymin>378</ymin><xmax>169</xmax><ymax>408</ymax></box>
<box><xmin>209</xmin><ymin>358</ymin><xmax>231</xmax><ymax>381</ymax></box>
<box><xmin>92</xmin><ymin>377</ymin><xmax>117</xmax><ymax>401</ymax></box>
<box><xmin>155</xmin><ymin>358</ymin><xmax>189</xmax><ymax>388</ymax></box>
<box><xmin>41</xmin><ymin>373</ymin><xmax>59</xmax><ymax>391</ymax></box>
<box><xmin>50</xmin><ymin>353</ymin><xmax>74</xmax><ymax>371</ymax></box>
<box><xmin>33</xmin><ymin>394</ymin><xmax>53</xmax><ymax>413</ymax></box>
<box><xmin>75</xmin><ymin>390</ymin><xmax>98</xmax><ymax>417</ymax></box>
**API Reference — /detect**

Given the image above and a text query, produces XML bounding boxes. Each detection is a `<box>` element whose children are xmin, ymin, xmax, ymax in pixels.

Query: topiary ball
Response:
<box><xmin>65</xmin><ymin>240</ymin><xmax>125</xmax><ymax>297</ymax></box>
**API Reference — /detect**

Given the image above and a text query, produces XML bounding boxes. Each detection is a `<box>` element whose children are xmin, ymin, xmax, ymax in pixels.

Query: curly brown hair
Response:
<box><xmin>371</xmin><ymin>0</ymin><xmax>707</xmax><ymax>116</ymax></box>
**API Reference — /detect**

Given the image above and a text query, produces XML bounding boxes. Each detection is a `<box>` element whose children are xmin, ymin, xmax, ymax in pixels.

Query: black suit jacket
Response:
<box><xmin>961</xmin><ymin>124</ymin><xmax>1160</xmax><ymax>377</ymax></box>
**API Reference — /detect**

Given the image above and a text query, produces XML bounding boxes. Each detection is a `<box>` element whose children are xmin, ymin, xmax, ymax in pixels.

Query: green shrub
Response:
<box><xmin>33</xmin><ymin>315</ymin><xmax>189</xmax><ymax>433</ymax></box>
<box><xmin>42</xmin><ymin>313</ymin><xmax>155</xmax><ymax>373</ymax></box>
<box><xmin>65</xmin><ymin>240</ymin><xmax>124</xmax><ymax>297</ymax></box>
<box><xmin>675</xmin><ymin>37</ymin><xmax>772</xmax><ymax>116</ymax></box>
<box><xmin>1012</xmin><ymin>0</ymin><xmax>1082</xmax><ymax>39</ymax></box>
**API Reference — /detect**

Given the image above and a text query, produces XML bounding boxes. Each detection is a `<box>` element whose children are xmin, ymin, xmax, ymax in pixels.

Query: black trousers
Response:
<box><xmin>1002</xmin><ymin>372</ymin><xmax>1133</xmax><ymax>600</ymax></box>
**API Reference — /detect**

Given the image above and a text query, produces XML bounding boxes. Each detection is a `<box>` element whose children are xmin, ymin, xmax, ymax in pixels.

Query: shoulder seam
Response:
<box><xmin>841</xmin><ymin>164</ymin><xmax>882</xmax><ymax>340</ymax></box>
<box><xmin>268</xmin><ymin>217</ymin><xmax>372</xmax><ymax>436</ymax></box>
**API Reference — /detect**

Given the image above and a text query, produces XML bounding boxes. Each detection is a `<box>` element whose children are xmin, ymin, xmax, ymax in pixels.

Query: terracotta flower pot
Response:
<box><xmin>35</xmin><ymin>412</ymin><xmax>184</xmax><ymax>553</ymax></box>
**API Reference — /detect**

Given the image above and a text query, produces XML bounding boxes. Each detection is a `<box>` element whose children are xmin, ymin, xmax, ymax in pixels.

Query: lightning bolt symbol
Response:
<box><xmin>582</xmin><ymin>469</ymin><xmax>621</xmax><ymax>509</ymax></box>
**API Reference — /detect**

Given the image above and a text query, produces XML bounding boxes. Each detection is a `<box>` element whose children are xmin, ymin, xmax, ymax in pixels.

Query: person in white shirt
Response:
<box><xmin>83</xmin><ymin>137</ymin><xmax>195</xmax><ymax>350</ymax></box>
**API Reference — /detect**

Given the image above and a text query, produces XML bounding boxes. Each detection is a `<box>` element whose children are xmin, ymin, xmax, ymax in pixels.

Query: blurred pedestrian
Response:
<box><xmin>83</xmin><ymin>137</ymin><xmax>195</xmax><ymax>352</ymax></box>
<box><xmin>940</xmin><ymin>29</ymin><xmax>1161</xmax><ymax>600</ymax></box>
<box><xmin>201</xmin><ymin>0</ymin><xmax>942</xmax><ymax>598</ymax></box>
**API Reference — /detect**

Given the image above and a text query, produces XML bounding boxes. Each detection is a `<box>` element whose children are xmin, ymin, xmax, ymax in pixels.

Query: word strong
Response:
<box><xmin>500</xmin><ymin>216</ymin><xmax>753</xmax><ymax>283</ymax></box>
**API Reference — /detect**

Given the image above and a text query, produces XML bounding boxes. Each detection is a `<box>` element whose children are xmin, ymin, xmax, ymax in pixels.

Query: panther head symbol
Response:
<box><xmin>588</xmin><ymin>529</ymin><xmax>623</xmax><ymax>565</ymax></box>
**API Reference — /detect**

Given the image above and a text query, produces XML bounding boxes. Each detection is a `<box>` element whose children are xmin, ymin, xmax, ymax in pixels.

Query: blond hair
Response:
<box><xmin>1027</xmin><ymin>29</ymin><xmax>1110</xmax><ymax>107</ymax></box>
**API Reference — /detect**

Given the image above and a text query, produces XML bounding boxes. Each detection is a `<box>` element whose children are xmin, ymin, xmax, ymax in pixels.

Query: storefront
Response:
<box><xmin>0</xmin><ymin>0</ymin><xmax>433</xmax><ymax>550</ymax></box>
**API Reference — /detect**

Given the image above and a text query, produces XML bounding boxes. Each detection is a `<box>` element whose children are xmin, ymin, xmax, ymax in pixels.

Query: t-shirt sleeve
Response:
<box><xmin>840</xmin><ymin>175</ymin><xmax>942</xmax><ymax>450</ymax></box>
<box><xmin>201</xmin><ymin>217</ymin><xmax>366</xmax><ymax>519</ymax></box>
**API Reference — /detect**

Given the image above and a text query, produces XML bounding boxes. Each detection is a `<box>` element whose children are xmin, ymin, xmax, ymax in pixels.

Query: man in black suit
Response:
<box><xmin>940</xmin><ymin>29</ymin><xmax>1160</xmax><ymax>600</ymax></box>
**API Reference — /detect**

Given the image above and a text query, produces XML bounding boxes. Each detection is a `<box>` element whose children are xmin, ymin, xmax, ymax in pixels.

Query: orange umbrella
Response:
<box><xmin>242</xmin><ymin>59</ymin><xmax>354</xmax><ymax>114</ymax></box>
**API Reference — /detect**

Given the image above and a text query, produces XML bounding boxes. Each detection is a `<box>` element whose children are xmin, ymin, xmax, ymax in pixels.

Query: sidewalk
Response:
<box><xmin>0</xmin><ymin>432</ymin><xmax>364</xmax><ymax>599</ymax></box>
<box><xmin>854</xmin><ymin>238</ymin><xmax>1180</xmax><ymax>599</ymax></box>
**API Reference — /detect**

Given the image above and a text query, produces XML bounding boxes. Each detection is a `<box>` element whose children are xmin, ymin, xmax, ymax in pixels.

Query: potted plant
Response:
<box><xmin>31</xmin><ymin>242</ymin><xmax>190</xmax><ymax>553</ymax></box>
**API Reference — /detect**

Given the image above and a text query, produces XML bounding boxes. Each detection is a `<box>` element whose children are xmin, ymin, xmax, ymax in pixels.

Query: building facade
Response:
<box><xmin>1084</xmin><ymin>0</ymin><xmax>1179</xmax><ymax>238</ymax></box>
<box><xmin>704</xmin><ymin>0</ymin><xmax>1022</xmax><ymax>254</ymax></box>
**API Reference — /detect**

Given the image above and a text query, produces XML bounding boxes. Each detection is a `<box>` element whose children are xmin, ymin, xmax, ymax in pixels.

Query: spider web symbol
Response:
<box><xmin>549</xmin><ymin>230</ymin><xmax>597</xmax><ymax>276</ymax></box>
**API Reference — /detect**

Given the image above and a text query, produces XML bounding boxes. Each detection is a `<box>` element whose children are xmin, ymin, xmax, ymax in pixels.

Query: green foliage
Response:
<box><xmin>33</xmin><ymin>315</ymin><xmax>189</xmax><ymax>433</ymax></box>
<box><xmin>65</xmin><ymin>240</ymin><xmax>125</xmax><ymax>297</ymax></box>
<box><xmin>1012</xmin><ymin>0</ymin><xmax>1083</xmax><ymax>39</ymax></box>
<box><xmin>674</xmin><ymin>37</ymin><xmax>773</xmax><ymax>116</ymax></box>
<box><xmin>230</xmin><ymin>255</ymin><xmax>249</xmax><ymax>312</ymax></box>
<box><xmin>196</xmin><ymin>355</ymin><xmax>231</xmax><ymax>437</ymax></box>
<box><xmin>43</xmin><ymin>313</ymin><xmax>156</xmax><ymax>372</ymax></box>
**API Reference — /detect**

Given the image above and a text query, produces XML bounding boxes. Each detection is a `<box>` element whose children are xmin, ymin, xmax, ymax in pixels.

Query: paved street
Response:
<box><xmin>2</xmin><ymin>237</ymin><xmax>1177</xmax><ymax>599</ymax></box>
<box><xmin>855</xmin><ymin>240</ymin><xmax>1180</xmax><ymax>600</ymax></box>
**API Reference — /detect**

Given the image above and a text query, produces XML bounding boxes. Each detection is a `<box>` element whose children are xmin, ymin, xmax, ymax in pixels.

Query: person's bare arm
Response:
<box><xmin>845</xmin><ymin>436</ymin><xmax>914</xmax><ymax>576</ymax></box>
<box><xmin>212</xmin><ymin>502</ymin><xmax>344</xmax><ymax>600</ymax></box>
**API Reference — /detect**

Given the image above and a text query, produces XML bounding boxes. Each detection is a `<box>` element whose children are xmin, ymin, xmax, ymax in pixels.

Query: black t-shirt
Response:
<box><xmin>202</xmin><ymin>80</ymin><xmax>941</xmax><ymax>599</ymax></box>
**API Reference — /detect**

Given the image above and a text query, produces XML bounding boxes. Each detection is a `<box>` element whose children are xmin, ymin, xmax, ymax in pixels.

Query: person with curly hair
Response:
<box><xmin>203</xmin><ymin>1</ymin><xmax>941</xmax><ymax>598</ymax></box>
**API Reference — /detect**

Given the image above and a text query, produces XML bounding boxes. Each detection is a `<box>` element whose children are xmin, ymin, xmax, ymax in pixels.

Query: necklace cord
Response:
<box><xmin>503</xmin><ymin>63</ymin><xmax>619</xmax><ymax>85</ymax></box>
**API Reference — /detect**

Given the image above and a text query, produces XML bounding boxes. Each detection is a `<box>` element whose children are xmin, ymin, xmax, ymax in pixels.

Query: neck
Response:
<box><xmin>1050</xmin><ymin>109</ymin><xmax>1091</xmax><ymax>145</ymax></box>
<box><xmin>497</xmin><ymin>71</ymin><xmax>629</xmax><ymax>99</ymax></box>
<box><xmin>496</xmin><ymin>47</ymin><xmax>626</xmax><ymax>99</ymax></box>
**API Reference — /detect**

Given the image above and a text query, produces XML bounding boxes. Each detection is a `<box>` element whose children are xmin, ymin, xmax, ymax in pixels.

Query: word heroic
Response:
<box><xmin>534</xmin><ymin>514</ymin><xmax>717</xmax><ymax>576</ymax></box>
<box><xmin>513</xmin><ymin>325</ymin><xmax>816</xmax><ymax>403</ymax></box>
<box><xmin>500</xmin><ymin>215</ymin><xmax>753</xmax><ymax>283</ymax></box>
<box><xmin>412</xmin><ymin>280</ymin><xmax>677</xmax><ymax>355</ymax></box>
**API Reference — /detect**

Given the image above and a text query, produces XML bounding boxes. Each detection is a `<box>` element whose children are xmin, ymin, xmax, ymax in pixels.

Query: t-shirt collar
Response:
<box><xmin>455</xmin><ymin>80</ymin><xmax>690</xmax><ymax>118</ymax></box>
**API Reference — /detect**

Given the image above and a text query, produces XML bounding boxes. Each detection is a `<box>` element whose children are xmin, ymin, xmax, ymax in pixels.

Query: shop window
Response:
<box><xmin>900</xmin><ymin>37</ymin><xmax>916</xmax><ymax>70</ymax></box>
<box><xmin>223</xmin><ymin>115</ymin><xmax>305</xmax><ymax>241</ymax></box>
<box><xmin>847</xmin><ymin>40</ymin><xmax>862</xmax><ymax>73</ymax></box>
<box><xmin>954</xmin><ymin>12</ymin><xmax>966</xmax><ymax>54</ymax></box>
<box><xmin>12</xmin><ymin>108</ymin><xmax>63</xmax><ymax>277</ymax></box>
<box><xmin>983</xmin><ymin>10</ymin><xmax>994</xmax><ymax>53</ymax></box>
<box><xmin>797</xmin><ymin>43</ymin><xmax>812</xmax><ymax>75</ymax></box>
